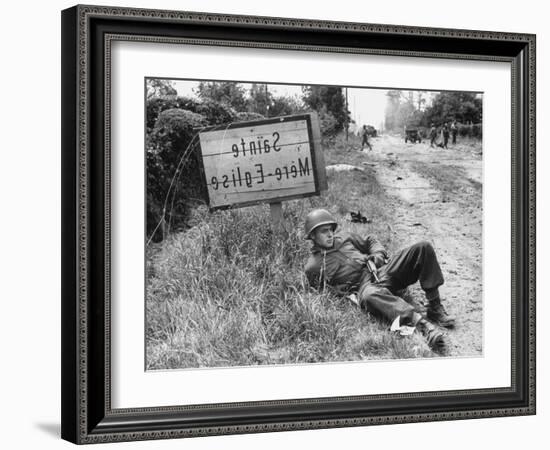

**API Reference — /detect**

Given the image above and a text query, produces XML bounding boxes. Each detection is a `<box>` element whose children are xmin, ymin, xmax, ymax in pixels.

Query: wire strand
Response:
<box><xmin>146</xmin><ymin>133</ymin><xmax>200</xmax><ymax>246</ymax></box>
<box><xmin>147</xmin><ymin>120</ymin><xmax>238</xmax><ymax>246</ymax></box>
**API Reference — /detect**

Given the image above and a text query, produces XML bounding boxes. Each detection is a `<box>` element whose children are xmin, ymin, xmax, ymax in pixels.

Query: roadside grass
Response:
<box><xmin>409</xmin><ymin>160</ymin><xmax>482</xmax><ymax>207</ymax></box>
<box><xmin>454</xmin><ymin>137</ymin><xmax>483</xmax><ymax>152</ymax></box>
<box><xmin>146</xmin><ymin>133</ymin><xmax>434</xmax><ymax>370</ymax></box>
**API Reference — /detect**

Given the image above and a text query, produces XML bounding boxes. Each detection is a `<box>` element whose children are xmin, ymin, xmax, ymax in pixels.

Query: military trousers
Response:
<box><xmin>357</xmin><ymin>241</ymin><xmax>444</xmax><ymax>325</ymax></box>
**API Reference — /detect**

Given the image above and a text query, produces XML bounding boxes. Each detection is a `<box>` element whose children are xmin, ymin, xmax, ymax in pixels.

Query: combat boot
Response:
<box><xmin>427</xmin><ymin>298</ymin><xmax>455</xmax><ymax>328</ymax></box>
<box><xmin>417</xmin><ymin>319</ymin><xmax>446</xmax><ymax>353</ymax></box>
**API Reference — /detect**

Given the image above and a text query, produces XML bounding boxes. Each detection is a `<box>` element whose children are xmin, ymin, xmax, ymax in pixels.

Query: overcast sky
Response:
<box><xmin>171</xmin><ymin>79</ymin><xmax>431</xmax><ymax>130</ymax></box>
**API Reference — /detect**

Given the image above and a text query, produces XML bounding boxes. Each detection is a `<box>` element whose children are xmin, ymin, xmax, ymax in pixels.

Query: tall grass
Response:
<box><xmin>146</xmin><ymin>135</ymin><xmax>433</xmax><ymax>369</ymax></box>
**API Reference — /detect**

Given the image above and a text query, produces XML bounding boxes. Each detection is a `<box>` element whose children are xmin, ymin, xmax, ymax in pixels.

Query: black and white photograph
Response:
<box><xmin>145</xmin><ymin>78</ymin><xmax>483</xmax><ymax>370</ymax></box>
<box><xmin>0</xmin><ymin>0</ymin><xmax>543</xmax><ymax>446</ymax></box>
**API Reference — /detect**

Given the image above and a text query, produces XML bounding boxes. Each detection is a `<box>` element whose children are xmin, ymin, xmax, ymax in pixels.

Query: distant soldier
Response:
<box><xmin>451</xmin><ymin>121</ymin><xmax>458</xmax><ymax>145</ymax></box>
<box><xmin>361</xmin><ymin>125</ymin><xmax>373</xmax><ymax>151</ymax></box>
<box><xmin>442</xmin><ymin>122</ymin><xmax>450</xmax><ymax>149</ymax></box>
<box><xmin>429</xmin><ymin>123</ymin><xmax>437</xmax><ymax>148</ymax></box>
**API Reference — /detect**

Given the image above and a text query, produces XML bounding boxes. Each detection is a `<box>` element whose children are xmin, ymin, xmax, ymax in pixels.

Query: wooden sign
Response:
<box><xmin>198</xmin><ymin>113</ymin><xmax>327</xmax><ymax>210</ymax></box>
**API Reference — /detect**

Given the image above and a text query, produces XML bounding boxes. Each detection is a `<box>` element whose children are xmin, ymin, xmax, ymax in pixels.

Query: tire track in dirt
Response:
<box><xmin>364</xmin><ymin>135</ymin><xmax>483</xmax><ymax>357</ymax></box>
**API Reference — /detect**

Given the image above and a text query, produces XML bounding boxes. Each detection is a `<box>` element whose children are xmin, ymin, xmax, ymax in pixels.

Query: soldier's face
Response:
<box><xmin>311</xmin><ymin>224</ymin><xmax>335</xmax><ymax>249</ymax></box>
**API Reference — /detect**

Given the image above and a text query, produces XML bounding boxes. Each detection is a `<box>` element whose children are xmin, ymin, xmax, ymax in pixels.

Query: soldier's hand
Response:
<box><xmin>367</xmin><ymin>253</ymin><xmax>385</xmax><ymax>268</ymax></box>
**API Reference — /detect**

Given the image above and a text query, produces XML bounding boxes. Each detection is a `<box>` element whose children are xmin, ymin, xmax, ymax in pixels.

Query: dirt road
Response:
<box><xmin>363</xmin><ymin>134</ymin><xmax>483</xmax><ymax>357</ymax></box>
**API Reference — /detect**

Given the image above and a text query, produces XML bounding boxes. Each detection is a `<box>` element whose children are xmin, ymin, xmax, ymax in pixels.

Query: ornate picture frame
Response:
<box><xmin>61</xmin><ymin>4</ymin><xmax>535</xmax><ymax>444</ymax></box>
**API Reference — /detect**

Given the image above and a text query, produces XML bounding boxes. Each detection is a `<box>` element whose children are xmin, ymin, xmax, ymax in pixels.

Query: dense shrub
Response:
<box><xmin>458</xmin><ymin>123</ymin><xmax>482</xmax><ymax>139</ymax></box>
<box><xmin>269</xmin><ymin>95</ymin><xmax>306</xmax><ymax>118</ymax></box>
<box><xmin>317</xmin><ymin>107</ymin><xmax>339</xmax><ymax>136</ymax></box>
<box><xmin>147</xmin><ymin>96</ymin><xmax>240</xmax><ymax>129</ymax></box>
<box><xmin>193</xmin><ymin>99</ymin><xmax>239</xmax><ymax>125</ymax></box>
<box><xmin>235</xmin><ymin>111</ymin><xmax>265</xmax><ymax>122</ymax></box>
<box><xmin>147</xmin><ymin>99</ymin><xmax>248</xmax><ymax>241</ymax></box>
<box><xmin>147</xmin><ymin>108</ymin><xmax>207</xmax><ymax>241</ymax></box>
<box><xmin>146</xmin><ymin>96</ymin><xmax>201</xmax><ymax>131</ymax></box>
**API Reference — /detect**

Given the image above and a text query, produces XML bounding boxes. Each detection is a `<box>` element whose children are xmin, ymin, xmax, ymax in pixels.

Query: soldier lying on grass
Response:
<box><xmin>303</xmin><ymin>208</ymin><xmax>455</xmax><ymax>351</ymax></box>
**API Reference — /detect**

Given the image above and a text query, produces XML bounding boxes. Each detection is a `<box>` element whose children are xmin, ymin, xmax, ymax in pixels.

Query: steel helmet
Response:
<box><xmin>304</xmin><ymin>209</ymin><xmax>338</xmax><ymax>239</ymax></box>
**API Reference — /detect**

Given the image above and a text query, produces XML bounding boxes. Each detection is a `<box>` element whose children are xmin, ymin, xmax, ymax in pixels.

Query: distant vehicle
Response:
<box><xmin>404</xmin><ymin>127</ymin><xmax>422</xmax><ymax>144</ymax></box>
<box><xmin>362</xmin><ymin>125</ymin><xmax>377</xmax><ymax>137</ymax></box>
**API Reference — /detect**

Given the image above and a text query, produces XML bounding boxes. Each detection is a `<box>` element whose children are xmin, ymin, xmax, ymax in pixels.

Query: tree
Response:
<box><xmin>146</xmin><ymin>96</ymin><xmax>192</xmax><ymax>131</ymax></box>
<box><xmin>269</xmin><ymin>95</ymin><xmax>305</xmax><ymax>117</ymax></box>
<box><xmin>384</xmin><ymin>90</ymin><xmax>481</xmax><ymax>132</ymax></box>
<box><xmin>146</xmin><ymin>79</ymin><xmax>177</xmax><ymax>100</ymax></box>
<box><xmin>147</xmin><ymin>109</ymin><xmax>207</xmax><ymax>241</ymax></box>
<box><xmin>146</xmin><ymin>95</ymin><xmax>238</xmax><ymax>134</ymax></box>
<box><xmin>195</xmin><ymin>82</ymin><xmax>247</xmax><ymax>112</ymax></box>
<box><xmin>247</xmin><ymin>83</ymin><xmax>274</xmax><ymax>116</ymax></box>
<box><xmin>385</xmin><ymin>90</ymin><xmax>428</xmax><ymax>131</ymax></box>
<box><xmin>301</xmin><ymin>86</ymin><xmax>349</xmax><ymax>133</ymax></box>
<box><xmin>416</xmin><ymin>91</ymin><xmax>427</xmax><ymax>111</ymax></box>
<box><xmin>423</xmin><ymin>92</ymin><xmax>482</xmax><ymax>125</ymax></box>
<box><xmin>384</xmin><ymin>90</ymin><xmax>404</xmax><ymax>132</ymax></box>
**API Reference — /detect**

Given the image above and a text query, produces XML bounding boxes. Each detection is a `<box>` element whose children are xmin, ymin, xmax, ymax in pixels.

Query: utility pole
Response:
<box><xmin>265</xmin><ymin>84</ymin><xmax>269</xmax><ymax>117</ymax></box>
<box><xmin>345</xmin><ymin>87</ymin><xmax>349</xmax><ymax>142</ymax></box>
<box><xmin>353</xmin><ymin>95</ymin><xmax>356</xmax><ymax>125</ymax></box>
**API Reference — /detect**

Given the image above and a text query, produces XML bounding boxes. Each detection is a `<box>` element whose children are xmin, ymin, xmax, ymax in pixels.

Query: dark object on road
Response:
<box><xmin>350</xmin><ymin>210</ymin><xmax>372</xmax><ymax>224</ymax></box>
<box><xmin>405</xmin><ymin>127</ymin><xmax>422</xmax><ymax>144</ymax></box>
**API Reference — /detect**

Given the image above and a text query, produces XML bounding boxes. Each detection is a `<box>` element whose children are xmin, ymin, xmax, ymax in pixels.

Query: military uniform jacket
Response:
<box><xmin>304</xmin><ymin>232</ymin><xmax>388</xmax><ymax>294</ymax></box>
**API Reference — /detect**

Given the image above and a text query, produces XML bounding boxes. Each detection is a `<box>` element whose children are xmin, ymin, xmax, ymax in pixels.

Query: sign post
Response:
<box><xmin>198</xmin><ymin>113</ymin><xmax>327</xmax><ymax>228</ymax></box>
<box><xmin>269</xmin><ymin>202</ymin><xmax>283</xmax><ymax>232</ymax></box>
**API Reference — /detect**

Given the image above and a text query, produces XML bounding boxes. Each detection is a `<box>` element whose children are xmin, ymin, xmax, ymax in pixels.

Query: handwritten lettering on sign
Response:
<box><xmin>199</xmin><ymin>114</ymin><xmax>325</xmax><ymax>209</ymax></box>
